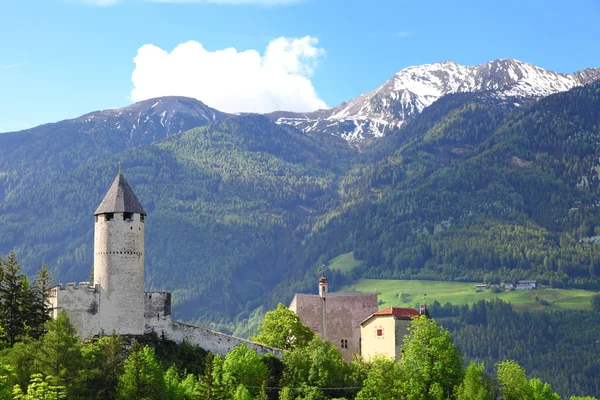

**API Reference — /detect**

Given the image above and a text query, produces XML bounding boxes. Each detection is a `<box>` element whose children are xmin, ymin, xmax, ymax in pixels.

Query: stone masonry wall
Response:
<box><xmin>94</xmin><ymin>212</ymin><xmax>145</xmax><ymax>335</ymax></box>
<box><xmin>290</xmin><ymin>293</ymin><xmax>378</xmax><ymax>362</ymax></box>
<box><xmin>46</xmin><ymin>282</ymin><xmax>100</xmax><ymax>339</ymax></box>
<box><xmin>143</xmin><ymin>292</ymin><xmax>282</xmax><ymax>358</ymax></box>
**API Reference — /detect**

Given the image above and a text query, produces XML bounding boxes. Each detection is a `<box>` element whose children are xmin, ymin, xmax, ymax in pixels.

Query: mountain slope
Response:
<box><xmin>268</xmin><ymin>81</ymin><xmax>600</xmax><ymax>309</ymax></box>
<box><xmin>0</xmin><ymin>114</ymin><xmax>354</xmax><ymax>327</ymax></box>
<box><xmin>271</xmin><ymin>59</ymin><xmax>600</xmax><ymax>142</ymax></box>
<box><xmin>0</xmin><ymin>96</ymin><xmax>227</xmax><ymax>204</ymax></box>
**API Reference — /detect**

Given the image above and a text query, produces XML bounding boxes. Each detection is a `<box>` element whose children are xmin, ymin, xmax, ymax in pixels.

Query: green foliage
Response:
<box><xmin>253</xmin><ymin>303</ymin><xmax>315</xmax><ymax>350</ymax></box>
<box><xmin>75</xmin><ymin>333</ymin><xmax>127</xmax><ymax>400</ymax></box>
<box><xmin>355</xmin><ymin>357</ymin><xmax>399</xmax><ymax>400</ymax></box>
<box><xmin>282</xmin><ymin>338</ymin><xmax>351</xmax><ymax>399</ymax></box>
<box><xmin>496</xmin><ymin>360</ymin><xmax>532</xmax><ymax>399</ymax></box>
<box><xmin>454</xmin><ymin>362</ymin><xmax>496</xmax><ymax>400</ymax></box>
<box><xmin>117</xmin><ymin>344</ymin><xmax>165</xmax><ymax>400</ymax></box>
<box><xmin>591</xmin><ymin>294</ymin><xmax>600</xmax><ymax>313</ymax></box>
<box><xmin>222</xmin><ymin>344</ymin><xmax>268</xmax><ymax>396</ymax></box>
<box><xmin>0</xmin><ymin>363</ymin><xmax>13</xmax><ymax>400</ymax></box>
<box><xmin>12</xmin><ymin>374</ymin><xmax>66</xmax><ymax>400</ymax></box>
<box><xmin>33</xmin><ymin>310</ymin><xmax>82</xmax><ymax>392</ymax></box>
<box><xmin>399</xmin><ymin>316</ymin><xmax>463</xmax><ymax>398</ymax></box>
<box><xmin>0</xmin><ymin>252</ymin><xmax>48</xmax><ymax>346</ymax></box>
<box><xmin>437</xmin><ymin>299</ymin><xmax>600</xmax><ymax>398</ymax></box>
<box><xmin>233</xmin><ymin>384</ymin><xmax>253</xmax><ymax>400</ymax></box>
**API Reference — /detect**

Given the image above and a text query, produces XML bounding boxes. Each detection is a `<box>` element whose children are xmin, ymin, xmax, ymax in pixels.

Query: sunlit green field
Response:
<box><xmin>326</xmin><ymin>251</ymin><xmax>361</xmax><ymax>273</ymax></box>
<box><xmin>339</xmin><ymin>279</ymin><xmax>597</xmax><ymax>311</ymax></box>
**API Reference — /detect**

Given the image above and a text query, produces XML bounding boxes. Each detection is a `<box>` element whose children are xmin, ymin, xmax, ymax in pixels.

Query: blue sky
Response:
<box><xmin>1</xmin><ymin>0</ymin><xmax>600</xmax><ymax>132</ymax></box>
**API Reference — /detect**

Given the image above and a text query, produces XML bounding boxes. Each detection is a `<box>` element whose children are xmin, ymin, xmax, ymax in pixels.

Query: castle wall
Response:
<box><xmin>290</xmin><ymin>293</ymin><xmax>378</xmax><ymax>362</ymax></box>
<box><xmin>94</xmin><ymin>212</ymin><xmax>145</xmax><ymax>335</ymax></box>
<box><xmin>142</xmin><ymin>291</ymin><xmax>281</xmax><ymax>357</ymax></box>
<box><xmin>46</xmin><ymin>283</ymin><xmax>100</xmax><ymax>339</ymax></box>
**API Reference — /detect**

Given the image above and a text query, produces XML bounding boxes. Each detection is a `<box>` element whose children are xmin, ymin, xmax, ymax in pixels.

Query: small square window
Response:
<box><xmin>377</xmin><ymin>329</ymin><xmax>383</xmax><ymax>337</ymax></box>
<box><xmin>105</xmin><ymin>213</ymin><xmax>114</xmax><ymax>222</ymax></box>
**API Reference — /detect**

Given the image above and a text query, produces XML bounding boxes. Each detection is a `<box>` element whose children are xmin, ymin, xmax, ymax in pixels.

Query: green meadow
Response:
<box><xmin>326</xmin><ymin>251</ymin><xmax>362</xmax><ymax>273</ymax></box>
<box><xmin>339</xmin><ymin>279</ymin><xmax>597</xmax><ymax>311</ymax></box>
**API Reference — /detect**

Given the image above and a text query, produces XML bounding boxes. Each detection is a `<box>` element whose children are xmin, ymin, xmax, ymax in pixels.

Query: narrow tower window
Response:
<box><xmin>105</xmin><ymin>213</ymin><xmax>114</xmax><ymax>222</ymax></box>
<box><xmin>123</xmin><ymin>212</ymin><xmax>133</xmax><ymax>222</ymax></box>
<box><xmin>140</xmin><ymin>215</ymin><xmax>145</xmax><ymax>223</ymax></box>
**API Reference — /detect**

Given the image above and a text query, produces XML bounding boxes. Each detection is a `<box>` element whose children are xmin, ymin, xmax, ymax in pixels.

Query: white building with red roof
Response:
<box><xmin>360</xmin><ymin>306</ymin><xmax>423</xmax><ymax>360</ymax></box>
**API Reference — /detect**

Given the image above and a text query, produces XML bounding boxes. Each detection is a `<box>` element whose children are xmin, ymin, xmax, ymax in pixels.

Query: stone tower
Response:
<box><xmin>94</xmin><ymin>172</ymin><xmax>146</xmax><ymax>335</ymax></box>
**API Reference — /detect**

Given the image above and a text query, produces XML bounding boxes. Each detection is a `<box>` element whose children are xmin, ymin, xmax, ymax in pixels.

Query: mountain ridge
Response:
<box><xmin>270</xmin><ymin>58</ymin><xmax>600</xmax><ymax>142</ymax></box>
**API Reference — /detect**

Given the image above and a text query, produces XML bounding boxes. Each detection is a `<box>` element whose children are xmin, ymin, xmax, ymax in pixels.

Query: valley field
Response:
<box><xmin>340</xmin><ymin>278</ymin><xmax>597</xmax><ymax>311</ymax></box>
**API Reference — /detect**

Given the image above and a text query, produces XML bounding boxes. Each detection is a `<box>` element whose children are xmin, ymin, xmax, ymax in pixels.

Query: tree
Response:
<box><xmin>454</xmin><ymin>362</ymin><xmax>495</xmax><ymax>400</ymax></box>
<box><xmin>1</xmin><ymin>341</ymin><xmax>37</xmax><ymax>393</ymax></box>
<box><xmin>117</xmin><ymin>344</ymin><xmax>166</xmax><ymax>400</ymax></box>
<box><xmin>163</xmin><ymin>365</ymin><xmax>187</xmax><ymax>400</ymax></box>
<box><xmin>253</xmin><ymin>303</ymin><xmax>314</xmax><ymax>350</ymax></box>
<box><xmin>0</xmin><ymin>363</ymin><xmax>13</xmax><ymax>400</ymax></box>
<box><xmin>282</xmin><ymin>337</ymin><xmax>349</xmax><ymax>398</ymax></box>
<box><xmin>496</xmin><ymin>360</ymin><xmax>531</xmax><ymax>400</ymax></box>
<box><xmin>0</xmin><ymin>253</ymin><xmax>50</xmax><ymax>345</ymax></box>
<box><xmin>222</xmin><ymin>344</ymin><xmax>268</xmax><ymax>397</ymax></box>
<box><xmin>12</xmin><ymin>374</ymin><xmax>67</xmax><ymax>400</ymax></box>
<box><xmin>529</xmin><ymin>377</ymin><xmax>560</xmax><ymax>400</ymax></box>
<box><xmin>196</xmin><ymin>353</ymin><xmax>228</xmax><ymax>400</ymax></box>
<box><xmin>591</xmin><ymin>294</ymin><xmax>600</xmax><ymax>313</ymax></box>
<box><xmin>397</xmin><ymin>316</ymin><xmax>463</xmax><ymax>399</ymax></box>
<box><xmin>74</xmin><ymin>332</ymin><xmax>126</xmax><ymax>400</ymax></box>
<box><xmin>232</xmin><ymin>385</ymin><xmax>253</xmax><ymax>400</ymax></box>
<box><xmin>0</xmin><ymin>252</ymin><xmax>28</xmax><ymax>345</ymax></box>
<box><xmin>355</xmin><ymin>357</ymin><xmax>399</xmax><ymax>400</ymax></box>
<box><xmin>33</xmin><ymin>310</ymin><xmax>83</xmax><ymax>392</ymax></box>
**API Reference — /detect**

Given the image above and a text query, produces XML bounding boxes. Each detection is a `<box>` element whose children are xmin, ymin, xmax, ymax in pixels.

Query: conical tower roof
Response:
<box><xmin>94</xmin><ymin>173</ymin><xmax>146</xmax><ymax>215</ymax></box>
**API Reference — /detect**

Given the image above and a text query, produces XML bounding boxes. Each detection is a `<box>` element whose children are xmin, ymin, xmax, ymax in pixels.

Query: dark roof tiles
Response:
<box><xmin>95</xmin><ymin>173</ymin><xmax>146</xmax><ymax>215</ymax></box>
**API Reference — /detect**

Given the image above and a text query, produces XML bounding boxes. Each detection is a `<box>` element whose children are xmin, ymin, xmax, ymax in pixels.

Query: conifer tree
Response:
<box><xmin>117</xmin><ymin>344</ymin><xmax>166</xmax><ymax>400</ymax></box>
<box><xmin>33</xmin><ymin>310</ymin><xmax>83</xmax><ymax>393</ymax></box>
<box><xmin>12</xmin><ymin>373</ymin><xmax>67</xmax><ymax>400</ymax></box>
<box><xmin>0</xmin><ymin>252</ymin><xmax>28</xmax><ymax>345</ymax></box>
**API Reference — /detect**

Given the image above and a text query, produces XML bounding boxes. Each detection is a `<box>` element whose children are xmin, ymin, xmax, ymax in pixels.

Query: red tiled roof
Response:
<box><xmin>372</xmin><ymin>307</ymin><xmax>421</xmax><ymax>319</ymax></box>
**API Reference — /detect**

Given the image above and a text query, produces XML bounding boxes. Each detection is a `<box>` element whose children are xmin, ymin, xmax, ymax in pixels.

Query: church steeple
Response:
<box><xmin>319</xmin><ymin>265</ymin><xmax>328</xmax><ymax>298</ymax></box>
<box><xmin>94</xmin><ymin>173</ymin><xmax>146</xmax><ymax>216</ymax></box>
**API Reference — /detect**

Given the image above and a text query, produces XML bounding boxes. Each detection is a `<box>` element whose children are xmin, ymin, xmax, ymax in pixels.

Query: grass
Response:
<box><xmin>327</xmin><ymin>251</ymin><xmax>361</xmax><ymax>273</ymax></box>
<box><xmin>340</xmin><ymin>279</ymin><xmax>597</xmax><ymax>312</ymax></box>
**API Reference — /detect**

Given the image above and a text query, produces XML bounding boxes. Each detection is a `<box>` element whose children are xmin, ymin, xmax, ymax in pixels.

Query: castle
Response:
<box><xmin>290</xmin><ymin>272</ymin><xmax>427</xmax><ymax>361</ymax></box>
<box><xmin>46</xmin><ymin>172</ymin><xmax>280</xmax><ymax>357</ymax></box>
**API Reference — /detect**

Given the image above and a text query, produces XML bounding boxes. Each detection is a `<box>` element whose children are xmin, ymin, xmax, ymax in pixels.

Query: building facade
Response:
<box><xmin>288</xmin><ymin>273</ymin><xmax>378</xmax><ymax>361</ymax></box>
<box><xmin>360</xmin><ymin>306</ymin><xmax>422</xmax><ymax>361</ymax></box>
<box><xmin>47</xmin><ymin>172</ymin><xmax>280</xmax><ymax>357</ymax></box>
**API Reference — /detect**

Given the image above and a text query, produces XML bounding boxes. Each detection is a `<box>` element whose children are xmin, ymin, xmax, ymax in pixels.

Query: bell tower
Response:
<box><xmin>94</xmin><ymin>172</ymin><xmax>146</xmax><ymax>335</ymax></box>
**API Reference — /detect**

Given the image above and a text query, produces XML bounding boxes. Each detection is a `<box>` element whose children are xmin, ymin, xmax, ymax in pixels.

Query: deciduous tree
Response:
<box><xmin>253</xmin><ymin>303</ymin><xmax>314</xmax><ymax>350</ymax></box>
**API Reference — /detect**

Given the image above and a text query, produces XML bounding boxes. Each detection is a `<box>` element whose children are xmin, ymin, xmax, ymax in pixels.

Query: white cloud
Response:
<box><xmin>130</xmin><ymin>37</ymin><xmax>327</xmax><ymax>113</ymax></box>
<box><xmin>71</xmin><ymin>0</ymin><xmax>300</xmax><ymax>5</ymax></box>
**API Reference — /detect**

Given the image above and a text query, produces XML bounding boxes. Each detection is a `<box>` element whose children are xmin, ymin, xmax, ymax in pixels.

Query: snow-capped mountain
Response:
<box><xmin>270</xmin><ymin>59</ymin><xmax>600</xmax><ymax>143</ymax></box>
<box><xmin>74</xmin><ymin>96</ymin><xmax>228</xmax><ymax>145</ymax></box>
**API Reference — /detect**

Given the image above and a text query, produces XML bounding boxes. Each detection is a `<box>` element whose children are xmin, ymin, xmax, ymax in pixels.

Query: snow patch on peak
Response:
<box><xmin>276</xmin><ymin>58</ymin><xmax>600</xmax><ymax>142</ymax></box>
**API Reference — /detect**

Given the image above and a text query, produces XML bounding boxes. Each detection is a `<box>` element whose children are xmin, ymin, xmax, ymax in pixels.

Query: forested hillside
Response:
<box><xmin>0</xmin><ymin>113</ymin><xmax>353</xmax><ymax>326</ymax></box>
<box><xmin>429</xmin><ymin>300</ymin><xmax>600</xmax><ymax>398</ymax></box>
<box><xmin>268</xmin><ymin>83</ymin><xmax>600</xmax><ymax>309</ymax></box>
<box><xmin>2</xmin><ymin>83</ymin><xmax>600</xmax><ymax>331</ymax></box>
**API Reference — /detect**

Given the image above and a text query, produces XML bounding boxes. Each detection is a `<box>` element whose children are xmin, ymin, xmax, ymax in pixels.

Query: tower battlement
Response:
<box><xmin>54</xmin><ymin>282</ymin><xmax>99</xmax><ymax>291</ymax></box>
